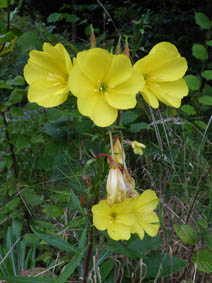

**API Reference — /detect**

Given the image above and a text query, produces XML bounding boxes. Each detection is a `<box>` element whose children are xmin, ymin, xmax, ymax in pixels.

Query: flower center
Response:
<box><xmin>99</xmin><ymin>82</ymin><xmax>108</xmax><ymax>93</ymax></box>
<box><xmin>111</xmin><ymin>212</ymin><xmax>116</xmax><ymax>219</ymax></box>
<box><xmin>108</xmin><ymin>212</ymin><xmax>121</xmax><ymax>224</ymax></box>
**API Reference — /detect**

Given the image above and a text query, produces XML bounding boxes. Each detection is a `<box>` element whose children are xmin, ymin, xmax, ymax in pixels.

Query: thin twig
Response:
<box><xmin>96</xmin><ymin>0</ymin><xmax>120</xmax><ymax>36</ymax></box>
<box><xmin>2</xmin><ymin>111</ymin><xmax>19</xmax><ymax>178</ymax></box>
<box><xmin>83</xmin><ymin>229</ymin><xmax>93</xmax><ymax>283</ymax></box>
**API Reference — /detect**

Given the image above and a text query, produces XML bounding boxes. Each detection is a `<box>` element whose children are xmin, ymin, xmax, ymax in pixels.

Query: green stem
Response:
<box><xmin>109</xmin><ymin>130</ymin><xmax>114</xmax><ymax>160</ymax></box>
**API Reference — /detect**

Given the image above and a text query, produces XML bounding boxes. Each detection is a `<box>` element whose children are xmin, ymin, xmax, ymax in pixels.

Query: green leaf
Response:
<box><xmin>193</xmin><ymin>249</ymin><xmax>212</xmax><ymax>273</ymax></box>
<box><xmin>57</xmin><ymin>247</ymin><xmax>87</xmax><ymax>283</ymax></box>
<box><xmin>43</xmin><ymin>205</ymin><xmax>63</xmax><ymax>218</ymax></box>
<box><xmin>47</xmin><ymin>12</ymin><xmax>66</xmax><ymax>23</ymax></box>
<box><xmin>70</xmin><ymin>190</ymin><xmax>84</xmax><ymax>214</ymax></box>
<box><xmin>9</xmin><ymin>76</ymin><xmax>25</xmax><ymax>86</ymax></box>
<box><xmin>78</xmin><ymin>227</ymin><xmax>87</xmax><ymax>249</ymax></box>
<box><xmin>97</xmin><ymin>239</ymin><xmax>138</xmax><ymax>258</ymax></box>
<box><xmin>15</xmin><ymin>136</ymin><xmax>29</xmax><ymax>151</ymax></box>
<box><xmin>0</xmin><ymin>31</ymin><xmax>15</xmax><ymax>43</ymax></box>
<box><xmin>180</xmin><ymin>105</ymin><xmax>196</xmax><ymax>115</ymax></box>
<box><xmin>195</xmin><ymin>12</ymin><xmax>212</xmax><ymax>29</ymax></box>
<box><xmin>206</xmin><ymin>40</ymin><xmax>212</xmax><ymax>47</ymax></box>
<box><xmin>204</xmin><ymin>232</ymin><xmax>212</xmax><ymax>250</ymax></box>
<box><xmin>144</xmin><ymin>253</ymin><xmax>187</xmax><ymax>278</ymax></box>
<box><xmin>22</xmin><ymin>189</ymin><xmax>43</xmax><ymax>206</ymax></box>
<box><xmin>202</xmin><ymin>70</ymin><xmax>212</xmax><ymax>81</ymax></box>
<box><xmin>16</xmin><ymin>32</ymin><xmax>41</xmax><ymax>53</ymax></box>
<box><xmin>9</xmin><ymin>88</ymin><xmax>24</xmax><ymax>105</ymax></box>
<box><xmin>184</xmin><ymin>75</ymin><xmax>201</xmax><ymax>90</ymax></box>
<box><xmin>32</xmin><ymin>229</ymin><xmax>76</xmax><ymax>254</ymax></box>
<box><xmin>100</xmin><ymin>259</ymin><xmax>114</xmax><ymax>281</ymax></box>
<box><xmin>121</xmin><ymin>110</ymin><xmax>139</xmax><ymax>124</ymax></box>
<box><xmin>0</xmin><ymin>0</ymin><xmax>14</xmax><ymax>8</ymax></box>
<box><xmin>65</xmin><ymin>14</ymin><xmax>79</xmax><ymax>23</ymax></box>
<box><xmin>128</xmin><ymin>235</ymin><xmax>161</xmax><ymax>257</ymax></box>
<box><xmin>0</xmin><ymin>80</ymin><xmax>13</xmax><ymax>89</ymax></box>
<box><xmin>192</xmin><ymin>44</ymin><xmax>208</xmax><ymax>61</ymax></box>
<box><xmin>199</xmin><ymin>96</ymin><xmax>212</xmax><ymax>106</ymax></box>
<box><xmin>129</xmin><ymin>122</ymin><xmax>148</xmax><ymax>133</ymax></box>
<box><xmin>174</xmin><ymin>224</ymin><xmax>198</xmax><ymax>245</ymax></box>
<box><xmin>6</xmin><ymin>227</ymin><xmax>17</xmax><ymax>275</ymax></box>
<box><xmin>11</xmin><ymin>106</ymin><xmax>24</xmax><ymax>116</ymax></box>
<box><xmin>23</xmin><ymin>233</ymin><xmax>40</xmax><ymax>245</ymax></box>
<box><xmin>46</xmin><ymin>109</ymin><xmax>64</xmax><ymax>121</ymax></box>
<box><xmin>194</xmin><ymin>120</ymin><xmax>207</xmax><ymax>130</ymax></box>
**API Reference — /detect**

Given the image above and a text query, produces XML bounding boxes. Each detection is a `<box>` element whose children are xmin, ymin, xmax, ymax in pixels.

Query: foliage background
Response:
<box><xmin>0</xmin><ymin>0</ymin><xmax>212</xmax><ymax>282</ymax></box>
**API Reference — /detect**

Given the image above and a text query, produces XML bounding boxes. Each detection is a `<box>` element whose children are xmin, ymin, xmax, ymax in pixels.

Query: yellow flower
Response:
<box><xmin>92</xmin><ymin>199</ymin><xmax>136</xmax><ymax>241</ymax></box>
<box><xmin>68</xmin><ymin>48</ymin><xmax>144</xmax><ymax>127</ymax></box>
<box><xmin>24</xmin><ymin>43</ymin><xmax>72</xmax><ymax>107</ymax></box>
<box><xmin>131</xmin><ymin>141</ymin><xmax>146</xmax><ymax>155</ymax></box>
<box><xmin>106</xmin><ymin>166</ymin><xmax>127</xmax><ymax>206</ymax></box>
<box><xmin>133</xmin><ymin>42</ymin><xmax>188</xmax><ymax>108</ymax></box>
<box><xmin>130</xmin><ymin>190</ymin><xmax>160</xmax><ymax>240</ymax></box>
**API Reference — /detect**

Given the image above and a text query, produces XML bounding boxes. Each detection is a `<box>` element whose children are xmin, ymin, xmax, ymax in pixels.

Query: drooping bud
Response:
<box><xmin>113</xmin><ymin>138</ymin><xmax>125</xmax><ymax>166</ymax></box>
<box><xmin>90</xmin><ymin>24</ymin><xmax>96</xmax><ymax>48</ymax></box>
<box><xmin>115</xmin><ymin>35</ymin><xmax>122</xmax><ymax>54</ymax></box>
<box><xmin>106</xmin><ymin>166</ymin><xmax>127</xmax><ymax>206</ymax></box>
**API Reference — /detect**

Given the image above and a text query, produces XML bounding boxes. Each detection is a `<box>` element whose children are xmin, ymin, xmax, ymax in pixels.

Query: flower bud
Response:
<box><xmin>131</xmin><ymin>141</ymin><xmax>146</xmax><ymax>155</ymax></box>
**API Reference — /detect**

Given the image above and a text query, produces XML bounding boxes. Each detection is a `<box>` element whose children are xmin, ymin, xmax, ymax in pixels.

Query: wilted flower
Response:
<box><xmin>106</xmin><ymin>166</ymin><xmax>127</xmax><ymax>206</ymax></box>
<box><xmin>92</xmin><ymin>198</ymin><xmax>135</xmax><ymax>241</ymax></box>
<box><xmin>123</xmin><ymin>169</ymin><xmax>137</xmax><ymax>198</ymax></box>
<box><xmin>69</xmin><ymin>48</ymin><xmax>144</xmax><ymax>127</ymax></box>
<box><xmin>24</xmin><ymin>43</ymin><xmax>72</xmax><ymax>107</ymax></box>
<box><xmin>131</xmin><ymin>141</ymin><xmax>146</xmax><ymax>155</ymax></box>
<box><xmin>134</xmin><ymin>42</ymin><xmax>188</xmax><ymax>108</ymax></box>
<box><xmin>130</xmin><ymin>190</ymin><xmax>160</xmax><ymax>240</ymax></box>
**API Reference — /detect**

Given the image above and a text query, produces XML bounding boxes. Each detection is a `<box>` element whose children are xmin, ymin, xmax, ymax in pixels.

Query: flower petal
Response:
<box><xmin>104</xmin><ymin>54</ymin><xmax>132</xmax><ymax>86</ymax></box>
<box><xmin>68</xmin><ymin>65</ymin><xmax>94</xmax><ymax>98</ymax></box>
<box><xmin>131</xmin><ymin>222</ymin><xmax>145</xmax><ymax>240</ymax></box>
<box><xmin>133</xmin><ymin>190</ymin><xmax>159</xmax><ymax>213</ymax></box>
<box><xmin>134</xmin><ymin>42</ymin><xmax>188</xmax><ymax>82</ymax></box>
<box><xmin>139</xmin><ymin>222</ymin><xmax>160</xmax><ymax>237</ymax></box>
<box><xmin>92</xmin><ymin>200</ymin><xmax>111</xmax><ymax>230</ymax></box>
<box><xmin>77</xmin><ymin>92</ymin><xmax>98</xmax><ymax>118</ymax></box>
<box><xmin>90</xmin><ymin>96</ymin><xmax>118</xmax><ymax>127</ymax></box>
<box><xmin>107</xmin><ymin>223</ymin><xmax>131</xmax><ymax>241</ymax></box>
<box><xmin>77</xmin><ymin>48</ymin><xmax>113</xmax><ymax>84</ymax></box>
<box><xmin>27</xmin><ymin>49</ymin><xmax>66</xmax><ymax>77</ymax></box>
<box><xmin>105</xmin><ymin>70</ymin><xmax>142</xmax><ymax>109</ymax></box>
<box><xmin>24</xmin><ymin>61</ymin><xmax>50</xmax><ymax>84</ymax></box>
<box><xmin>141</xmin><ymin>87</ymin><xmax>159</xmax><ymax>108</ymax></box>
<box><xmin>28</xmin><ymin>80</ymin><xmax>69</xmax><ymax>107</ymax></box>
<box><xmin>43</xmin><ymin>43</ymin><xmax>72</xmax><ymax>73</ymax></box>
<box><xmin>148</xmin><ymin>78</ymin><xmax>188</xmax><ymax>108</ymax></box>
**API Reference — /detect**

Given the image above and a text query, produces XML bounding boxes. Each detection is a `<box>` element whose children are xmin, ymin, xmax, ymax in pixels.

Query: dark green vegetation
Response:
<box><xmin>0</xmin><ymin>0</ymin><xmax>212</xmax><ymax>282</ymax></box>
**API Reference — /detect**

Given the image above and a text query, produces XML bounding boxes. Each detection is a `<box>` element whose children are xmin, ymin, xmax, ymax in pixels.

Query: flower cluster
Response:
<box><xmin>92</xmin><ymin>138</ymin><xmax>159</xmax><ymax>241</ymax></box>
<box><xmin>24</xmin><ymin>41</ymin><xmax>188</xmax><ymax>127</ymax></box>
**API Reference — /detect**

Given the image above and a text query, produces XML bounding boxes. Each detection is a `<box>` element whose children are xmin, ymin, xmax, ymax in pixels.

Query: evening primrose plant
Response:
<box><xmin>22</xmin><ymin>30</ymin><xmax>189</xmax><ymax>281</ymax></box>
<box><xmin>23</xmin><ymin>35</ymin><xmax>188</xmax><ymax>240</ymax></box>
